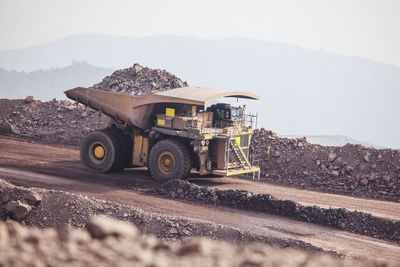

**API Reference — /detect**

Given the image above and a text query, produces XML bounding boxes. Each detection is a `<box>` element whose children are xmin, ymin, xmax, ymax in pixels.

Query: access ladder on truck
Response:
<box><xmin>213</xmin><ymin>135</ymin><xmax>260</xmax><ymax>180</ymax></box>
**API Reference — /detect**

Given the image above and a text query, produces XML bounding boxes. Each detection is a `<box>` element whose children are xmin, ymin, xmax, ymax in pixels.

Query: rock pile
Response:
<box><xmin>0</xmin><ymin>217</ymin><xmax>384</xmax><ymax>267</ymax></box>
<box><xmin>92</xmin><ymin>63</ymin><xmax>188</xmax><ymax>95</ymax></box>
<box><xmin>251</xmin><ymin>129</ymin><xmax>400</xmax><ymax>202</ymax></box>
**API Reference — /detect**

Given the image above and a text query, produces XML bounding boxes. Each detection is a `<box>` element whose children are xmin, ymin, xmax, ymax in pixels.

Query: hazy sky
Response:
<box><xmin>0</xmin><ymin>0</ymin><xmax>399</xmax><ymax>67</ymax></box>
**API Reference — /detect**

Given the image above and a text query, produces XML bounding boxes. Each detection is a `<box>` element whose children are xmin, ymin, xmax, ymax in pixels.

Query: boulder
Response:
<box><xmin>328</xmin><ymin>152</ymin><xmax>337</xmax><ymax>162</ymax></box>
<box><xmin>331</xmin><ymin>170</ymin><xmax>340</xmax><ymax>177</ymax></box>
<box><xmin>5</xmin><ymin>200</ymin><xmax>32</xmax><ymax>221</ymax></box>
<box><xmin>24</xmin><ymin>96</ymin><xmax>36</xmax><ymax>104</ymax></box>
<box><xmin>382</xmin><ymin>174</ymin><xmax>391</xmax><ymax>182</ymax></box>
<box><xmin>86</xmin><ymin>216</ymin><xmax>138</xmax><ymax>239</ymax></box>
<box><xmin>1</xmin><ymin>192</ymin><xmax>9</xmax><ymax>203</ymax></box>
<box><xmin>0</xmin><ymin>120</ymin><xmax>17</xmax><ymax>134</ymax></box>
<box><xmin>25</xmin><ymin>192</ymin><xmax>42</xmax><ymax>206</ymax></box>
<box><xmin>363</xmin><ymin>153</ymin><xmax>371</xmax><ymax>163</ymax></box>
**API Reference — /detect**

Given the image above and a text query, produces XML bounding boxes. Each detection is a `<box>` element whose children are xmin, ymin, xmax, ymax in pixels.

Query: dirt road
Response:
<box><xmin>1</xmin><ymin>135</ymin><xmax>400</xmax><ymax>262</ymax></box>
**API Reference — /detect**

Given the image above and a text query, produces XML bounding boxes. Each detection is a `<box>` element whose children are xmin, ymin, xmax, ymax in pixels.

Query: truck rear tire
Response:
<box><xmin>149</xmin><ymin>139</ymin><xmax>192</xmax><ymax>182</ymax></box>
<box><xmin>80</xmin><ymin>129</ymin><xmax>123</xmax><ymax>173</ymax></box>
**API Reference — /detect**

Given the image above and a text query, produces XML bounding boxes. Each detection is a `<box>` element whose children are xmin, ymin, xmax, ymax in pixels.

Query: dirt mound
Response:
<box><xmin>154</xmin><ymin>179</ymin><xmax>400</xmax><ymax>244</ymax></box>
<box><xmin>251</xmin><ymin>129</ymin><xmax>400</xmax><ymax>202</ymax></box>
<box><xmin>1</xmin><ymin>217</ymin><xmax>387</xmax><ymax>267</ymax></box>
<box><xmin>92</xmin><ymin>63</ymin><xmax>188</xmax><ymax>95</ymax></box>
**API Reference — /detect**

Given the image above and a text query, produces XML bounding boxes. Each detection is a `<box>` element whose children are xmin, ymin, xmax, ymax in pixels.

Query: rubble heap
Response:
<box><xmin>92</xmin><ymin>63</ymin><xmax>188</xmax><ymax>95</ymax></box>
<box><xmin>251</xmin><ymin>129</ymin><xmax>400</xmax><ymax>202</ymax></box>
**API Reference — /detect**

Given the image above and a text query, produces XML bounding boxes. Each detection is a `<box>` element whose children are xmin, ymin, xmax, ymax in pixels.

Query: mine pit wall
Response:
<box><xmin>155</xmin><ymin>180</ymin><xmax>400</xmax><ymax>244</ymax></box>
<box><xmin>251</xmin><ymin>129</ymin><xmax>400</xmax><ymax>202</ymax></box>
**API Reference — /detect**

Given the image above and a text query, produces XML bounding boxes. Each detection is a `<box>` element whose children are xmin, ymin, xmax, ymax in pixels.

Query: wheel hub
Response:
<box><xmin>158</xmin><ymin>151</ymin><xmax>176</xmax><ymax>174</ymax></box>
<box><xmin>89</xmin><ymin>142</ymin><xmax>106</xmax><ymax>162</ymax></box>
<box><xmin>94</xmin><ymin>145</ymin><xmax>105</xmax><ymax>159</ymax></box>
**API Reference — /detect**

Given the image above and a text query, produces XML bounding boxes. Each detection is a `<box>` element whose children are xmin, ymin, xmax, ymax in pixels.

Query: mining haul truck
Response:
<box><xmin>65</xmin><ymin>86</ymin><xmax>261</xmax><ymax>182</ymax></box>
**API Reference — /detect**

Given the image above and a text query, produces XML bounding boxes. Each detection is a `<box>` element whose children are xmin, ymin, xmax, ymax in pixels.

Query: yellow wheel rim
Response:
<box><xmin>93</xmin><ymin>144</ymin><xmax>105</xmax><ymax>160</ymax></box>
<box><xmin>158</xmin><ymin>151</ymin><xmax>176</xmax><ymax>175</ymax></box>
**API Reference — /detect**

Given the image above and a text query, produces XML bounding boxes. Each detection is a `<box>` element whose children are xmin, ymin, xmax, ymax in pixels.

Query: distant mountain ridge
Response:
<box><xmin>0</xmin><ymin>62</ymin><xmax>114</xmax><ymax>100</ymax></box>
<box><xmin>0</xmin><ymin>34</ymin><xmax>399</xmax><ymax>148</ymax></box>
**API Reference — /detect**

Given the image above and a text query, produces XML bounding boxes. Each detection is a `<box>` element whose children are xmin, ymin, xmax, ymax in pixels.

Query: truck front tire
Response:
<box><xmin>149</xmin><ymin>139</ymin><xmax>192</xmax><ymax>182</ymax></box>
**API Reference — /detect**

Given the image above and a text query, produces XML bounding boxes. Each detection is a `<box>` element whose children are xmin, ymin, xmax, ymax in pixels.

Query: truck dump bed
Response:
<box><xmin>65</xmin><ymin>87</ymin><xmax>259</xmax><ymax>130</ymax></box>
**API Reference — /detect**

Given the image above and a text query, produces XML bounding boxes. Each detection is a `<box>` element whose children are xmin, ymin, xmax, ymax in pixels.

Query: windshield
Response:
<box><xmin>231</xmin><ymin>108</ymin><xmax>243</xmax><ymax>121</ymax></box>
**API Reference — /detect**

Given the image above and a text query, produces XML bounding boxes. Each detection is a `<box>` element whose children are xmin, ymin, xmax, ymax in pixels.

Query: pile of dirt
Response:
<box><xmin>0</xmin><ymin>63</ymin><xmax>187</xmax><ymax>144</ymax></box>
<box><xmin>93</xmin><ymin>63</ymin><xmax>188</xmax><ymax>95</ymax></box>
<box><xmin>154</xmin><ymin>179</ymin><xmax>400</xmax><ymax>244</ymax></box>
<box><xmin>1</xmin><ymin>217</ymin><xmax>386</xmax><ymax>267</ymax></box>
<box><xmin>250</xmin><ymin>129</ymin><xmax>400</xmax><ymax>202</ymax></box>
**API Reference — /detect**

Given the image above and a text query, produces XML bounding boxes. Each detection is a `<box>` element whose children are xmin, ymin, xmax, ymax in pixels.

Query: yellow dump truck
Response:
<box><xmin>65</xmin><ymin>86</ymin><xmax>260</xmax><ymax>182</ymax></box>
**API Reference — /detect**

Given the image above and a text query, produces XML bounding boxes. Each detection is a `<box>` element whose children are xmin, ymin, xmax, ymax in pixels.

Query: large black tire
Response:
<box><xmin>80</xmin><ymin>129</ymin><xmax>124</xmax><ymax>173</ymax></box>
<box><xmin>149</xmin><ymin>139</ymin><xmax>192</xmax><ymax>182</ymax></box>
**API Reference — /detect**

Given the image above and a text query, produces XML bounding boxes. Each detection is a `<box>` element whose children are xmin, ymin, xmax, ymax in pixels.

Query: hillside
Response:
<box><xmin>0</xmin><ymin>35</ymin><xmax>399</xmax><ymax>148</ymax></box>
